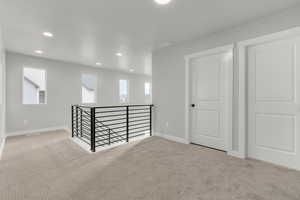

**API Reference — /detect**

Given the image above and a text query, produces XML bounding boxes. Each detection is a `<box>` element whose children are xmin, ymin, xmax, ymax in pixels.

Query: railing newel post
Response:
<box><xmin>80</xmin><ymin>108</ymin><xmax>83</xmax><ymax>137</ymax></box>
<box><xmin>91</xmin><ymin>107</ymin><xmax>96</xmax><ymax>152</ymax></box>
<box><xmin>150</xmin><ymin>105</ymin><xmax>152</xmax><ymax>136</ymax></box>
<box><xmin>76</xmin><ymin>106</ymin><xmax>79</xmax><ymax>137</ymax></box>
<box><xmin>109</xmin><ymin>129</ymin><xmax>111</xmax><ymax>145</ymax></box>
<box><xmin>126</xmin><ymin>106</ymin><xmax>129</xmax><ymax>142</ymax></box>
<box><xmin>71</xmin><ymin>105</ymin><xmax>74</xmax><ymax>138</ymax></box>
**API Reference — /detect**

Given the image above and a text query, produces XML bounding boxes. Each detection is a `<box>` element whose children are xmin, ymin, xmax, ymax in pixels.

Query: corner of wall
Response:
<box><xmin>0</xmin><ymin>25</ymin><xmax>6</xmax><ymax>148</ymax></box>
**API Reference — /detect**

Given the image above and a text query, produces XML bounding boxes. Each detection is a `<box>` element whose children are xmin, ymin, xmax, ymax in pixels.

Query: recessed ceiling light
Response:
<box><xmin>116</xmin><ymin>53</ymin><xmax>123</xmax><ymax>57</ymax></box>
<box><xmin>34</xmin><ymin>50</ymin><xmax>43</xmax><ymax>54</ymax></box>
<box><xmin>129</xmin><ymin>69</ymin><xmax>134</xmax><ymax>72</ymax></box>
<box><xmin>154</xmin><ymin>0</ymin><xmax>172</xmax><ymax>5</ymax></box>
<box><xmin>43</xmin><ymin>32</ymin><xmax>53</xmax><ymax>38</ymax></box>
<box><xmin>96</xmin><ymin>62</ymin><xmax>102</xmax><ymax>66</ymax></box>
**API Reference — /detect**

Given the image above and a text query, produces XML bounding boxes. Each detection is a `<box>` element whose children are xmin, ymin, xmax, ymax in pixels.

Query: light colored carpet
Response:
<box><xmin>0</xmin><ymin>131</ymin><xmax>300</xmax><ymax>200</ymax></box>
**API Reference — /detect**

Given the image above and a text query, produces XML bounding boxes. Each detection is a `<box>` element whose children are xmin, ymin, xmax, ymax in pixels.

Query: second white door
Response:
<box><xmin>247</xmin><ymin>36</ymin><xmax>300</xmax><ymax>170</ymax></box>
<box><xmin>189</xmin><ymin>48</ymin><xmax>233</xmax><ymax>151</ymax></box>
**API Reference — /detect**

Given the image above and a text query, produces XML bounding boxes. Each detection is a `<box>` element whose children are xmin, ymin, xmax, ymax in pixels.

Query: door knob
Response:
<box><xmin>191</xmin><ymin>104</ymin><xmax>195</xmax><ymax>108</ymax></box>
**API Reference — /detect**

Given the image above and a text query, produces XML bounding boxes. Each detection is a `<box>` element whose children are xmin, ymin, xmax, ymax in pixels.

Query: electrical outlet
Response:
<box><xmin>165</xmin><ymin>122</ymin><xmax>169</xmax><ymax>128</ymax></box>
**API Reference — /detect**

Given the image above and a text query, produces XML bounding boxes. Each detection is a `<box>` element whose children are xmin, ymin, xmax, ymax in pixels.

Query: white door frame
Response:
<box><xmin>184</xmin><ymin>44</ymin><xmax>234</xmax><ymax>152</ymax></box>
<box><xmin>237</xmin><ymin>26</ymin><xmax>300</xmax><ymax>159</ymax></box>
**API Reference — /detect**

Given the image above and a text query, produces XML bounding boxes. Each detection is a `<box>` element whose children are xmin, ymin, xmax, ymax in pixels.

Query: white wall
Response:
<box><xmin>0</xmin><ymin>26</ymin><xmax>5</xmax><ymax>145</ymax></box>
<box><xmin>6</xmin><ymin>52</ymin><xmax>152</xmax><ymax>134</ymax></box>
<box><xmin>152</xmin><ymin>5</ymin><xmax>300</xmax><ymax>152</ymax></box>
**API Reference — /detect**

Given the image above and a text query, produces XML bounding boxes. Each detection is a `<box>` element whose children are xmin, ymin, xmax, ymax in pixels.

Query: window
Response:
<box><xmin>23</xmin><ymin>67</ymin><xmax>46</xmax><ymax>104</ymax></box>
<box><xmin>82</xmin><ymin>74</ymin><xmax>97</xmax><ymax>104</ymax></box>
<box><xmin>119</xmin><ymin>79</ymin><xmax>129</xmax><ymax>104</ymax></box>
<box><xmin>145</xmin><ymin>82</ymin><xmax>151</xmax><ymax>96</ymax></box>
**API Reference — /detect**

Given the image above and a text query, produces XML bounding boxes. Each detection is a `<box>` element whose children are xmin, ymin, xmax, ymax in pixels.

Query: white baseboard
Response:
<box><xmin>0</xmin><ymin>137</ymin><xmax>6</xmax><ymax>160</ymax></box>
<box><xmin>6</xmin><ymin>126</ymin><xmax>69</xmax><ymax>137</ymax></box>
<box><xmin>154</xmin><ymin>132</ymin><xmax>189</xmax><ymax>144</ymax></box>
<box><xmin>227</xmin><ymin>150</ymin><xmax>245</xmax><ymax>159</ymax></box>
<box><xmin>64</xmin><ymin>127</ymin><xmax>71</xmax><ymax>134</ymax></box>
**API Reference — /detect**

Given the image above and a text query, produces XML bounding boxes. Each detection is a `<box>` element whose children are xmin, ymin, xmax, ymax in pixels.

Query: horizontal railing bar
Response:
<box><xmin>129</xmin><ymin>125</ymin><xmax>150</xmax><ymax>131</ymax></box>
<box><xmin>129</xmin><ymin>118</ymin><xmax>150</xmax><ymax>123</ymax></box>
<box><xmin>92</xmin><ymin>104</ymin><xmax>153</xmax><ymax>109</ymax></box>
<box><xmin>96</xmin><ymin>139</ymin><xmax>124</xmax><ymax>147</ymax></box>
<box><xmin>74</xmin><ymin>125</ymin><xmax>90</xmax><ymax>133</ymax></box>
<box><xmin>81</xmin><ymin>116</ymin><xmax>91</xmax><ymax>121</ymax></box>
<box><xmin>95</xmin><ymin>135</ymin><xmax>109</xmax><ymax>141</ymax></box>
<box><xmin>108</xmin><ymin>129</ymin><xmax>126</xmax><ymax>134</ymax></box>
<box><xmin>97</xmin><ymin>134</ymin><xmax>127</xmax><ymax>143</ymax></box>
<box><xmin>81</xmin><ymin>119</ymin><xmax>91</xmax><ymax>123</ymax></box>
<box><xmin>95</xmin><ymin>133</ymin><xmax>129</xmax><ymax>145</ymax></box>
<box><xmin>98</xmin><ymin>118</ymin><xmax>127</xmax><ymax>123</ymax></box>
<box><xmin>81</xmin><ymin>115</ymin><xmax>91</xmax><ymax>119</ymax></box>
<box><xmin>95</xmin><ymin>124</ymin><xmax>107</xmax><ymax>129</ymax></box>
<box><xmin>95</xmin><ymin>130</ymin><xmax>126</xmax><ymax>138</ymax></box>
<box><xmin>79</xmin><ymin>128</ymin><xmax>91</xmax><ymax>135</ymax></box>
<box><xmin>80</xmin><ymin>129</ymin><xmax>91</xmax><ymax>135</ymax></box>
<box><xmin>95</xmin><ymin>134</ymin><xmax>108</xmax><ymax>139</ymax></box>
<box><xmin>109</xmin><ymin>125</ymin><xmax>127</xmax><ymax>130</ymax></box>
<box><xmin>81</xmin><ymin>122</ymin><xmax>91</xmax><ymax>127</ymax></box>
<box><xmin>96</xmin><ymin>136</ymin><xmax>126</xmax><ymax>143</ymax></box>
<box><xmin>81</xmin><ymin>115</ymin><xmax>91</xmax><ymax>120</ymax></box>
<box><xmin>128</xmin><ymin>122</ymin><xmax>150</xmax><ymax>126</ymax></box>
<box><xmin>95</xmin><ymin>142</ymin><xmax>107</xmax><ymax>147</ymax></box>
<box><xmin>97</xmin><ymin>136</ymin><xmax>126</xmax><ymax>143</ymax></box>
<box><xmin>72</xmin><ymin>105</ymin><xmax>93</xmax><ymax>108</ymax></box>
<box><xmin>95</xmin><ymin>127</ymin><xmax>108</xmax><ymax>132</ymax></box>
<box><xmin>129</xmin><ymin>115</ymin><xmax>149</xmax><ymax>119</ymax></box>
<box><xmin>96</xmin><ymin>121</ymin><xmax>126</xmax><ymax>127</ymax></box>
<box><xmin>96</xmin><ymin>110</ymin><xmax>126</xmax><ymax>114</ymax></box>
<box><xmin>95</xmin><ymin>125</ymin><xmax>127</xmax><ymax>133</ymax></box>
<box><xmin>110</xmin><ymin>137</ymin><xmax>127</xmax><ymax>143</ymax></box>
<box><xmin>128</xmin><ymin>111</ymin><xmax>150</xmax><ymax>115</ymax></box>
<box><xmin>129</xmin><ymin>128</ymin><xmax>150</xmax><ymax>135</ymax></box>
<box><xmin>95</xmin><ymin>131</ymin><xmax>111</xmax><ymax>138</ymax></box>
<box><xmin>129</xmin><ymin>108</ymin><xmax>150</xmax><ymax>111</ymax></box>
<box><xmin>80</xmin><ymin>122</ymin><xmax>91</xmax><ymax>129</ymax></box>
<box><xmin>96</xmin><ymin>114</ymin><xmax>127</xmax><ymax>118</ymax></box>
<box><xmin>95</xmin><ymin>129</ymin><xmax>109</xmax><ymax>134</ymax></box>
<box><xmin>94</xmin><ymin>127</ymin><xmax>109</xmax><ymax>133</ymax></box>
<box><xmin>74</xmin><ymin>127</ymin><xmax>88</xmax><ymax>134</ymax></box>
<box><xmin>77</xmin><ymin>129</ymin><xmax>91</xmax><ymax>137</ymax></box>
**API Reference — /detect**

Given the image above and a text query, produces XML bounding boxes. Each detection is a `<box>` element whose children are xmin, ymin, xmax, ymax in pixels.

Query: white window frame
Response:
<box><xmin>144</xmin><ymin>81</ymin><xmax>151</xmax><ymax>97</ymax></box>
<box><xmin>119</xmin><ymin>79</ymin><xmax>130</xmax><ymax>104</ymax></box>
<box><xmin>81</xmin><ymin>73</ymin><xmax>98</xmax><ymax>105</ymax></box>
<box><xmin>22</xmin><ymin>66</ymin><xmax>47</xmax><ymax>105</ymax></box>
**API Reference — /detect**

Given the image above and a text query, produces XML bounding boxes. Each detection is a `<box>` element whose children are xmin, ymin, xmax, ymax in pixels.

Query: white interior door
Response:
<box><xmin>189</xmin><ymin>50</ymin><xmax>233</xmax><ymax>151</ymax></box>
<box><xmin>248</xmin><ymin>37</ymin><xmax>300</xmax><ymax>170</ymax></box>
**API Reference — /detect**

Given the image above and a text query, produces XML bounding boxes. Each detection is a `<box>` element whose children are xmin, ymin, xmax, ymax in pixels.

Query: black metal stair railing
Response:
<box><xmin>71</xmin><ymin>104</ymin><xmax>153</xmax><ymax>152</ymax></box>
